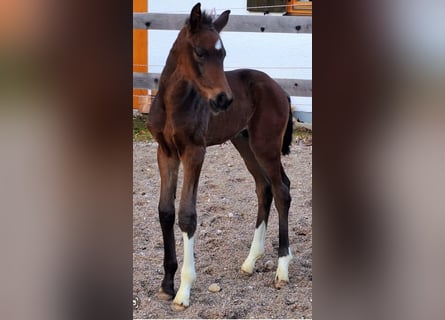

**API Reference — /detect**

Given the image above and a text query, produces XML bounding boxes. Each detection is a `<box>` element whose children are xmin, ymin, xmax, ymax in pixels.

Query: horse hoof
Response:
<box><xmin>274</xmin><ymin>279</ymin><xmax>289</xmax><ymax>289</ymax></box>
<box><xmin>157</xmin><ymin>288</ymin><xmax>174</xmax><ymax>301</ymax></box>
<box><xmin>240</xmin><ymin>268</ymin><xmax>254</xmax><ymax>276</ymax></box>
<box><xmin>171</xmin><ymin>302</ymin><xmax>187</xmax><ymax>311</ymax></box>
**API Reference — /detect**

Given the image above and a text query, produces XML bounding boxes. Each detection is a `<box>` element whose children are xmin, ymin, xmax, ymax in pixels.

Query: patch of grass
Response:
<box><xmin>133</xmin><ymin>114</ymin><xmax>153</xmax><ymax>142</ymax></box>
<box><xmin>293</xmin><ymin>122</ymin><xmax>312</xmax><ymax>141</ymax></box>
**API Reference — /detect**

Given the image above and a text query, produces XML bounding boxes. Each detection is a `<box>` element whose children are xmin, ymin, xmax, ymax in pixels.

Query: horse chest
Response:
<box><xmin>163</xmin><ymin>111</ymin><xmax>209</xmax><ymax>152</ymax></box>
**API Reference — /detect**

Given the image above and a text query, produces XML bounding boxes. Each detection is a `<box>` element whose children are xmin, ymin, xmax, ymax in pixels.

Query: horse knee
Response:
<box><xmin>272</xmin><ymin>184</ymin><xmax>291</xmax><ymax>218</ymax></box>
<box><xmin>159</xmin><ymin>208</ymin><xmax>175</xmax><ymax>227</ymax></box>
<box><xmin>178</xmin><ymin>211</ymin><xmax>197</xmax><ymax>237</ymax></box>
<box><xmin>282</xmin><ymin>188</ymin><xmax>291</xmax><ymax>208</ymax></box>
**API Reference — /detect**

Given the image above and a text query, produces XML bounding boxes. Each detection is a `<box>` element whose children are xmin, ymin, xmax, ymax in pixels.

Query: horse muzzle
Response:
<box><xmin>209</xmin><ymin>92</ymin><xmax>233</xmax><ymax>113</ymax></box>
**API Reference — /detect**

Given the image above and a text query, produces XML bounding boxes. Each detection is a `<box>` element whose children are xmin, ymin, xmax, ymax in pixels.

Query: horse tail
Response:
<box><xmin>281</xmin><ymin>97</ymin><xmax>293</xmax><ymax>156</ymax></box>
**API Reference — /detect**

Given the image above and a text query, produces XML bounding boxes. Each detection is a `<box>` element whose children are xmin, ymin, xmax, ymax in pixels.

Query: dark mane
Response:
<box><xmin>185</xmin><ymin>11</ymin><xmax>214</xmax><ymax>29</ymax></box>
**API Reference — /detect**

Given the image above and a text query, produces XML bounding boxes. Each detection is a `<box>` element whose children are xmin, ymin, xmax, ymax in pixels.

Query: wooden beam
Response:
<box><xmin>133</xmin><ymin>72</ymin><xmax>312</xmax><ymax>97</ymax></box>
<box><xmin>133</xmin><ymin>13</ymin><xmax>312</xmax><ymax>34</ymax></box>
<box><xmin>274</xmin><ymin>78</ymin><xmax>312</xmax><ymax>97</ymax></box>
<box><xmin>133</xmin><ymin>0</ymin><xmax>148</xmax><ymax>111</ymax></box>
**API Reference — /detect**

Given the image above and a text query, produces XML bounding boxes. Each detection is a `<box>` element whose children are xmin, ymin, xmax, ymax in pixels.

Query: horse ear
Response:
<box><xmin>189</xmin><ymin>3</ymin><xmax>202</xmax><ymax>33</ymax></box>
<box><xmin>213</xmin><ymin>10</ymin><xmax>231</xmax><ymax>33</ymax></box>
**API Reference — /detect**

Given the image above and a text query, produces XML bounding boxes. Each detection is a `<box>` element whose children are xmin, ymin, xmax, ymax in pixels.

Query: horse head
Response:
<box><xmin>177</xmin><ymin>3</ymin><xmax>233</xmax><ymax>113</ymax></box>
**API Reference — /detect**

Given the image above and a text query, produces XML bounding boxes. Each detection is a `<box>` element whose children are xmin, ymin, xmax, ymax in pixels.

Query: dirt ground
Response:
<box><xmin>133</xmin><ymin>136</ymin><xmax>312</xmax><ymax>319</ymax></box>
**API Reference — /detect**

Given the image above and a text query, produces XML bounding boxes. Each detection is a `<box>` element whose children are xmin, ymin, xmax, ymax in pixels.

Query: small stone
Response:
<box><xmin>203</xmin><ymin>266</ymin><xmax>214</xmax><ymax>274</ymax></box>
<box><xmin>208</xmin><ymin>283</ymin><xmax>221</xmax><ymax>293</ymax></box>
<box><xmin>216</xmin><ymin>229</ymin><xmax>222</xmax><ymax>235</ymax></box>
<box><xmin>264</xmin><ymin>260</ymin><xmax>274</xmax><ymax>271</ymax></box>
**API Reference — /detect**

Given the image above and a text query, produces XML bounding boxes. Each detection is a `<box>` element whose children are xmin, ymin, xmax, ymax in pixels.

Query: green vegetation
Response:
<box><xmin>293</xmin><ymin>122</ymin><xmax>312</xmax><ymax>141</ymax></box>
<box><xmin>133</xmin><ymin>113</ymin><xmax>153</xmax><ymax>141</ymax></box>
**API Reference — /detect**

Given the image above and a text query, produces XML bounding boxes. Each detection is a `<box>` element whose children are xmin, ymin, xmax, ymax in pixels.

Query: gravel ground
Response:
<box><xmin>133</xmin><ymin>138</ymin><xmax>312</xmax><ymax>319</ymax></box>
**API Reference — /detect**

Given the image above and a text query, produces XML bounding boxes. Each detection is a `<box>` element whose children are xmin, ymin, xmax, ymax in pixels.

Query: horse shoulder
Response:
<box><xmin>147</xmin><ymin>95</ymin><xmax>166</xmax><ymax>134</ymax></box>
<box><xmin>146</xmin><ymin>95</ymin><xmax>175</xmax><ymax>156</ymax></box>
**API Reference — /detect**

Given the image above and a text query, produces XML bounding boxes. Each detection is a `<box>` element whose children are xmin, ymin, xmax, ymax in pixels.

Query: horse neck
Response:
<box><xmin>157</xmin><ymin>70</ymin><xmax>196</xmax><ymax>113</ymax></box>
<box><xmin>158</xmin><ymin>29</ymin><xmax>199</xmax><ymax>110</ymax></box>
<box><xmin>160</xmin><ymin>28</ymin><xmax>188</xmax><ymax>83</ymax></box>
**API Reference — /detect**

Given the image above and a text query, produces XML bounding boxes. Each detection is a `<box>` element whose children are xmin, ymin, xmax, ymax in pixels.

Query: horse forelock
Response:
<box><xmin>185</xmin><ymin>11</ymin><xmax>216</xmax><ymax>31</ymax></box>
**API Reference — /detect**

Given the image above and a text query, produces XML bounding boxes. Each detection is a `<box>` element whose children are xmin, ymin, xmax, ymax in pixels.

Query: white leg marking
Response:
<box><xmin>173</xmin><ymin>233</ymin><xmax>196</xmax><ymax>308</ymax></box>
<box><xmin>241</xmin><ymin>221</ymin><xmax>266</xmax><ymax>274</ymax></box>
<box><xmin>275</xmin><ymin>247</ymin><xmax>293</xmax><ymax>283</ymax></box>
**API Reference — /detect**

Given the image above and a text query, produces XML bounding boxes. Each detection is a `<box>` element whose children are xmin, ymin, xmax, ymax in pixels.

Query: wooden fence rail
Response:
<box><xmin>133</xmin><ymin>13</ymin><xmax>312</xmax><ymax>34</ymax></box>
<box><xmin>133</xmin><ymin>72</ymin><xmax>312</xmax><ymax>97</ymax></box>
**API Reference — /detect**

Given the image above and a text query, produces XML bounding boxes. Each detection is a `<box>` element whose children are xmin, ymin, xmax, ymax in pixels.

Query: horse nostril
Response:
<box><xmin>217</xmin><ymin>92</ymin><xmax>226</xmax><ymax>105</ymax></box>
<box><xmin>216</xmin><ymin>92</ymin><xmax>232</xmax><ymax>109</ymax></box>
<box><xmin>209</xmin><ymin>92</ymin><xmax>232</xmax><ymax>113</ymax></box>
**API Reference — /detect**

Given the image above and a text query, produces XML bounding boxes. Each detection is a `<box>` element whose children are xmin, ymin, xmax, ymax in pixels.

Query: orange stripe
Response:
<box><xmin>133</xmin><ymin>0</ymin><xmax>148</xmax><ymax>110</ymax></box>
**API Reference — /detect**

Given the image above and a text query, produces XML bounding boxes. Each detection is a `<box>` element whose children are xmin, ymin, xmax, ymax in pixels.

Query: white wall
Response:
<box><xmin>147</xmin><ymin>0</ymin><xmax>312</xmax><ymax>114</ymax></box>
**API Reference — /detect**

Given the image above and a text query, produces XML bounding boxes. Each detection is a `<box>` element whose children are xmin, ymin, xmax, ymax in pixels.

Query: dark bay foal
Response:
<box><xmin>147</xmin><ymin>3</ymin><xmax>294</xmax><ymax>310</ymax></box>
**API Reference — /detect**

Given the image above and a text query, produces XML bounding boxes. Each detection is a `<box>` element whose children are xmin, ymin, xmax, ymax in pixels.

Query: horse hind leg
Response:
<box><xmin>249</xmin><ymin>137</ymin><xmax>293</xmax><ymax>288</ymax></box>
<box><xmin>231</xmin><ymin>134</ymin><xmax>273</xmax><ymax>275</ymax></box>
<box><xmin>274</xmin><ymin>163</ymin><xmax>293</xmax><ymax>288</ymax></box>
<box><xmin>241</xmin><ymin>218</ymin><xmax>268</xmax><ymax>274</ymax></box>
<box><xmin>245</xmin><ymin>78</ymin><xmax>293</xmax><ymax>288</ymax></box>
<box><xmin>271</xmin><ymin>163</ymin><xmax>293</xmax><ymax>288</ymax></box>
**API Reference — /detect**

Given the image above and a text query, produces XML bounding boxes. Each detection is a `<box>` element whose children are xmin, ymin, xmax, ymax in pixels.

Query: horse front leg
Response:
<box><xmin>172</xmin><ymin>145</ymin><xmax>205</xmax><ymax>311</ymax></box>
<box><xmin>156</xmin><ymin>146</ymin><xmax>180</xmax><ymax>300</ymax></box>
